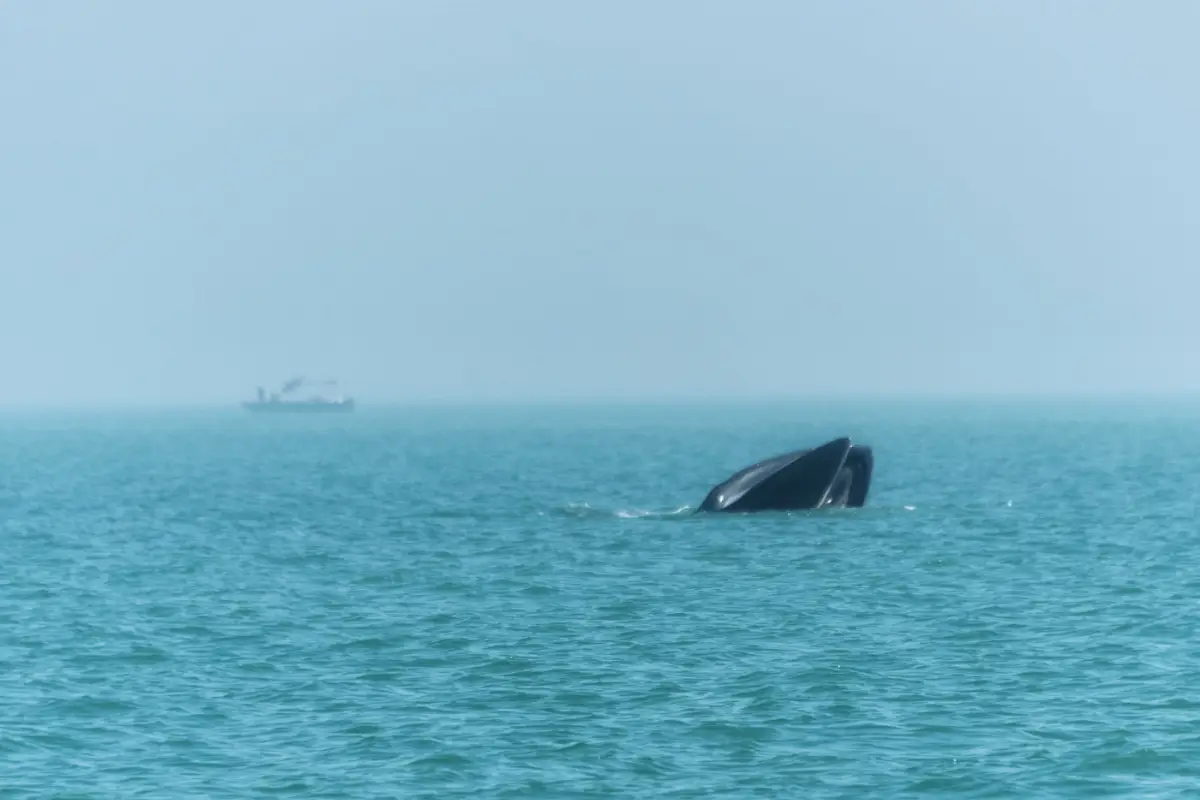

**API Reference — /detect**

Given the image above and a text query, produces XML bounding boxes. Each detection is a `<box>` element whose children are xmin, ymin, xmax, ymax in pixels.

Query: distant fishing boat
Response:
<box><xmin>242</xmin><ymin>377</ymin><xmax>356</xmax><ymax>413</ymax></box>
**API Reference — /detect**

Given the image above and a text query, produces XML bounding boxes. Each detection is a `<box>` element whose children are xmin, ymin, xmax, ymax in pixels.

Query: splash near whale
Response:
<box><xmin>698</xmin><ymin>437</ymin><xmax>874</xmax><ymax>513</ymax></box>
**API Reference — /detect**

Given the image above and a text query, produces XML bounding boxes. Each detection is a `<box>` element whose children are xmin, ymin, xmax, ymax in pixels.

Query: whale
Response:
<box><xmin>698</xmin><ymin>437</ymin><xmax>873</xmax><ymax>513</ymax></box>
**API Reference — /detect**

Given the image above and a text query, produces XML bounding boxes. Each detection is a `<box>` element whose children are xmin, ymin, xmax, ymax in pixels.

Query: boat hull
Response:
<box><xmin>242</xmin><ymin>400</ymin><xmax>355</xmax><ymax>413</ymax></box>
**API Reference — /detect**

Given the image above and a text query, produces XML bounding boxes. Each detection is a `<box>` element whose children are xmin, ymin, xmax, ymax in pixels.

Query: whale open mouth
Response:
<box><xmin>698</xmin><ymin>437</ymin><xmax>874</xmax><ymax>513</ymax></box>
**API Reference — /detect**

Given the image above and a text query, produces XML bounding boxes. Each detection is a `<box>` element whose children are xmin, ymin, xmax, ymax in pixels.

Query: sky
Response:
<box><xmin>2</xmin><ymin>1</ymin><xmax>1198</xmax><ymax>405</ymax></box>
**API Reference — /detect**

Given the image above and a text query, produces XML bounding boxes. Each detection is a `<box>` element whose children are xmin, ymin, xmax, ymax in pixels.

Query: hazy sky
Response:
<box><xmin>3</xmin><ymin>2</ymin><xmax>1198</xmax><ymax>405</ymax></box>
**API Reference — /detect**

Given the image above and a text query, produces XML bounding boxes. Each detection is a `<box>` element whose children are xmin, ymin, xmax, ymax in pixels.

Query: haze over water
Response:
<box><xmin>2</xmin><ymin>2</ymin><xmax>1198</xmax><ymax>404</ymax></box>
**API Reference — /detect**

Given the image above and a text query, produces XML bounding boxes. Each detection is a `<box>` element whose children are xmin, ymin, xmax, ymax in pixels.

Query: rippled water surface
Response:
<box><xmin>2</xmin><ymin>400</ymin><xmax>1199</xmax><ymax>797</ymax></box>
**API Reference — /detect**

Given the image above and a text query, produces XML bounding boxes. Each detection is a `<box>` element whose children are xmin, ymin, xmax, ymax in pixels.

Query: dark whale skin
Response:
<box><xmin>698</xmin><ymin>437</ymin><xmax>874</xmax><ymax>513</ymax></box>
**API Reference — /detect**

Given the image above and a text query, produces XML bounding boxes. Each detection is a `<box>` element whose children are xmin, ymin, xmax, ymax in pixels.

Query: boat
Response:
<box><xmin>242</xmin><ymin>377</ymin><xmax>356</xmax><ymax>413</ymax></box>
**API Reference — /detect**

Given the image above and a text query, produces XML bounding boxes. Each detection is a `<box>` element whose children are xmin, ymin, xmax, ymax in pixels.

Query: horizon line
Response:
<box><xmin>1</xmin><ymin>389</ymin><xmax>1200</xmax><ymax>412</ymax></box>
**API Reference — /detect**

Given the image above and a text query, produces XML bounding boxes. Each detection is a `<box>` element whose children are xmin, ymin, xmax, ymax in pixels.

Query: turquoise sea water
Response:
<box><xmin>2</xmin><ymin>400</ymin><xmax>1199</xmax><ymax>797</ymax></box>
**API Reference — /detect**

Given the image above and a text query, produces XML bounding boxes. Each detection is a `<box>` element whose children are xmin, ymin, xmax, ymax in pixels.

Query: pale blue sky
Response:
<box><xmin>2</xmin><ymin>2</ymin><xmax>1197</xmax><ymax>405</ymax></box>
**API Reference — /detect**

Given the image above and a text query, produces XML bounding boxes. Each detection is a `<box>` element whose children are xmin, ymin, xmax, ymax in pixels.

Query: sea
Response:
<box><xmin>1</xmin><ymin>398</ymin><xmax>1198</xmax><ymax>798</ymax></box>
